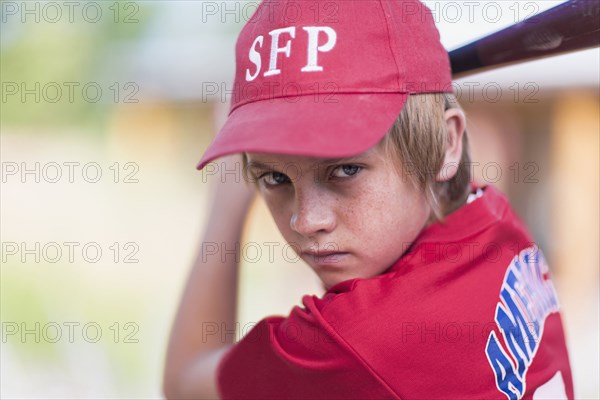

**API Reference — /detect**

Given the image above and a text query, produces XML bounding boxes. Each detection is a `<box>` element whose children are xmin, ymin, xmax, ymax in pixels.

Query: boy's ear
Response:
<box><xmin>436</xmin><ymin>108</ymin><xmax>466</xmax><ymax>182</ymax></box>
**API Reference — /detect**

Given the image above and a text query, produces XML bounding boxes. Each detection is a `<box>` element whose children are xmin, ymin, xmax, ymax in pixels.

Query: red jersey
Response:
<box><xmin>216</xmin><ymin>185</ymin><xmax>574</xmax><ymax>399</ymax></box>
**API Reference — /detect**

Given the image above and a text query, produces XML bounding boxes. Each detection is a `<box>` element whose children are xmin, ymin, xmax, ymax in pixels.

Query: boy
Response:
<box><xmin>163</xmin><ymin>1</ymin><xmax>574</xmax><ymax>398</ymax></box>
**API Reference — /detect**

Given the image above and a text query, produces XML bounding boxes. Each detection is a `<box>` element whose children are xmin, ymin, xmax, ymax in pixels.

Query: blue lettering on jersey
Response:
<box><xmin>485</xmin><ymin>246</ymin><xmax>560</xmax><ymax>400</ymax></box>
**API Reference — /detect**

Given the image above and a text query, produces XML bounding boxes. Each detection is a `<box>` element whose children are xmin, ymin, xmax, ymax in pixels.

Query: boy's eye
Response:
<box><xmin>331</xmin><ymin>164</ymin><xmax>362</xmax><ymax>178</ymax></box>
<box><xmin>260</xmin><ymin>171</ymin><xmax>290</xmax><ymax>186</ymax></box>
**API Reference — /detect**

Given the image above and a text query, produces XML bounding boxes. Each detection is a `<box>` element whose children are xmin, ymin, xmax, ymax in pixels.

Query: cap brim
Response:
<box><xmin>195</xmin><ymin>92</ymin><xmax>409</xmax><ymax>170</ymax></box>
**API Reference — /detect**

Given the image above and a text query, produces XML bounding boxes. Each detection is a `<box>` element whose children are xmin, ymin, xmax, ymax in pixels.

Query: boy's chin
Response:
<box><xmin>319</xmin><ymin>274</ymin><xmax>358</xmax><ymax>292</ymax></box>
<box><xmin>319</xmin><ymin>276</ymin><xmax>339</xmax><ymax>292</ymax></box>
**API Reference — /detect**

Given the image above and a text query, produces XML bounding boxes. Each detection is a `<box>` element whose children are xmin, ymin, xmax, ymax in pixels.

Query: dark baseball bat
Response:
<box><xmin>450</xmin><ymin>0</ymin><xmax>600</xmax><ymax>78</ymax></box>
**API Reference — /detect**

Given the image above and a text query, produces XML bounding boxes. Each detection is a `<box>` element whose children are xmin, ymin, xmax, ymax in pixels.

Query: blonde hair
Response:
<box><xmin>380</xmin><ymin>92</ymin><xmax>472</xmax><ymax>222</ymax></box>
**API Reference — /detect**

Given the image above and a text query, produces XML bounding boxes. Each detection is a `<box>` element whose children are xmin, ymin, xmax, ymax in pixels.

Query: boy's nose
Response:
<box><xmin>289</xmin><ymin>190</ymin><xmax>336</xmax><ymax>237</ymax></box>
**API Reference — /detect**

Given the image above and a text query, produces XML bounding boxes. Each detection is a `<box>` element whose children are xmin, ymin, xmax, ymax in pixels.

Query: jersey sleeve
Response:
<box><xmin>215</xmin><ymin>291</ymin><xmax>399</xmax><ymax>399</ymax></box>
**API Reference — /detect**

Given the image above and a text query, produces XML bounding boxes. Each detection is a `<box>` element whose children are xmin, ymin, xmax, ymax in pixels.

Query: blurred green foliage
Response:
<box><xmin>0</xmin><ymin>0</ymin><xmax>156</xmax><ymax>130</ymax></box>
<box><xmin>1</xmin><ymin>263</ymin><xmax>149</xmax><ymax>388</ymax></box>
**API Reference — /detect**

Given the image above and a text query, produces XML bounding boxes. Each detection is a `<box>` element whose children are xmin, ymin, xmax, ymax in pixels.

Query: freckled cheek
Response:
<box><xmin>366</xmin><ymin>192</ymin><xmax>419</xmax><ymax>236</ymax></box>
<box><xmin>338</xmin><ymin>198</ymin><xmax>386</xmax><ymax>243</ymax></box>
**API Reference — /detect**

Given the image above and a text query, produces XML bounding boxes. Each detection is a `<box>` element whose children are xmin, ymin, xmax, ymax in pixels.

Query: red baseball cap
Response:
<box><xmin>196</xmin><ymin>0</ymin><xmax>452</xmax><ymax>170</ymax></box>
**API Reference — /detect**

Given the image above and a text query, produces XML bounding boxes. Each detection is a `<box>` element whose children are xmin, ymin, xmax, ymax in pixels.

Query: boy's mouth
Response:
<box><xmin>301</xmin><ymin>250</ymin><xmax>350</xmax><ymax>266</ymax></box>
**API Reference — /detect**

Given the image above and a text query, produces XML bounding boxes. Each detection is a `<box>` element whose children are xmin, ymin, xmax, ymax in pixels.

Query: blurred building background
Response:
<box><xmin>1</xmin><ymin>0</ymin><xmax>598</xmax><ymax>398</ymax></box>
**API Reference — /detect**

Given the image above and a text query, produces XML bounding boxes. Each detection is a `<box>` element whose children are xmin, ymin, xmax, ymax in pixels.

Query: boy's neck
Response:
<box><xmin>425</xmin><ymin>185</ymin><xmax>477</xmax><ymax>227</ymax></box>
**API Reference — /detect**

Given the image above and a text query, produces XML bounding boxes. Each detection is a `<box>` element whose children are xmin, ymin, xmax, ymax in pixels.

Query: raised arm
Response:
<box><xmin>163</xmin><ymin>155</ymin><xmax>256</xmax><ymax>399</ymax></box>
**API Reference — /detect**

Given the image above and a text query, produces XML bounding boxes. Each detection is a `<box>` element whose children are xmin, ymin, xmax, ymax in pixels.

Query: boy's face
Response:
<box><xmin>246</xmin><ymin>144</ymin><xmax>431</xmax><ymax>290</ymax></box>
